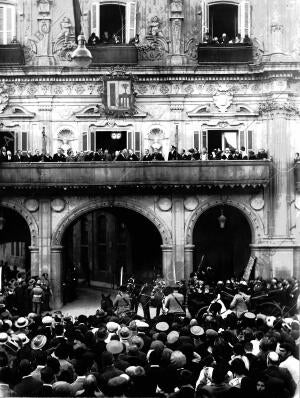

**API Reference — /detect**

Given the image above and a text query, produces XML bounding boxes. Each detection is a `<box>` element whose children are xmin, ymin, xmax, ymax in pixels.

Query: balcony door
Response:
<box><xmin>209</xmin><ymin>4</ymin><xmax>238</xmax><ymax>40</ymax></box>
<box><xmin>201</xmin><ymin>0</ymin><xmax>250</xmax><ymax>40</ymax></box>
<box><xmin>91</xmin><ymin>1</ymin><xmax>136</xmax><ymax>43</ymax></box>
<box><xmin>205</xmin><ymin>130</ymin><xmax>238</xmax><ymax>153</ymax></box>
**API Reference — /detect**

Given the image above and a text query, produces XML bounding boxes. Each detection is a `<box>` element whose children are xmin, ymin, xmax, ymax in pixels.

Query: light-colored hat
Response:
<box><xmin>0</xmin><ymin>332</ymin><xmax>9</xmax><ymax>345</ymax></box>
<box><xmin>18</xmin><ymin>333</ymin><xmax>30</xmax><ymax>345</ymax></box>
<box><xmin>106</xmin><ymin>322</ymin><xmax>120</xmax><ymax>333</ymax></box>
<box><xmin>15</xmin><ymin>317</ymin><xmax>29</xmax><ymax>329</ymax></box>
<box><xmin>118</xmin><ymin>326</ymin><xmax>132</xmax><ymax>340</ymax></box>
<box><xmin>42</xmin><ymin>316</ymin><xmax>53</xmax><ymax>326</ymax></box>
<box><xmin>167</xmin><ymin>330</ymin><xmax>179</xmax><ymax>345</ymax></box>
<box><xmin>106</xmin><ymin>340</ymin><xmax>124</xmax><ymax>355</ymax></box>
<box><xmin>156</xmin><ymin>322</ymin><xmax>169</xmax><ymax>332</ymax></box>
<box><xmin>31</xmin><ymin>334</ymin><xmax>47</xmax><ymax>350</ymax></box>
<box><xmin>190</xmin><ymin>325</ymin><xmax>204</xmax><ymax>336</ymax></box>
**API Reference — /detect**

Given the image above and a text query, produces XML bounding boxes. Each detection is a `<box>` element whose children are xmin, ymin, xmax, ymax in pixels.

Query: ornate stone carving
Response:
<box><xmin>184</xmin><ymin>38</ymin><xmax>198</xmax><ymax>61</ymax></box>
<box><xmin>213</xmin><ymin>88</ymin><xmax>233</xmax><ymax>113</ymax></box>
<box><xmin>53</xmin><ymin>17</ymin><xmax>77</xmax><ymax>62</ymax></box>
<box><xmin>252</xmin><ymin>37</ymin><xmax>265</xmax><ymax>64</ymax></box>
<box><xmin>24</xmin><ymin>198</ymin><xmax>39</xmax><ymax>212</ymax></box>
<box><xmin>51</xmin><ymin>198</ymin><xmax>66</xmax><ymax>212</ymax></box>
<box><xmin>250</xmin><ymin>196</ymin><xmax>265</xmax><ymax>211</ymax></box>
<box><xmin>0</xmin><ymin>83</ymin><xmax>9</xmax><ymax>113</ymax></box>
<box><xmin>157</xmin><ymin>197</ymin><xmax>172</xmax><ymax>211</ymax></box>
<box><xmin>148</xmin><ymin>16</ymin><xmax>163</xmax><ymax>38</ymax></box>
<box><xmin>184</xmin><ymin>197</ymin><xmax>199</xmax><ymax>211</ymax></box>
<box><xmin>137</xmin><ymin>37</ymin><xmax>169</xmax><ymax>61</ymax></box>
<box><xmin>258</xmin><ymin>99</ymin><xmax>299</xmax><ymax>116</ymax></box>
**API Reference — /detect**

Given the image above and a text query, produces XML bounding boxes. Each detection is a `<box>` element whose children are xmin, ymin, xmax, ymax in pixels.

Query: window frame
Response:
<box><xmin>0</xmin><ymin>2</ymin><xmax>16</xmax><ymax>45</ymax></box>
<box><xmin>90</xmin><ymin>0</ymin><xmax>136</xmax><ymax>44</ymax></box>
<box><xmin>201</xmin><ymin>0</ymin><xmax>250</xmax><ymax>41</ymax></box>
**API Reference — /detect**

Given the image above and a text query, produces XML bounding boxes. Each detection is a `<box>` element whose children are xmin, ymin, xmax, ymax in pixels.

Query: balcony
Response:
<box><xmin>87</xmin><ymin>44</ymin><xmax>138</xmax><ymax>65</ymax></box>
<box><xmin>0</xmin><ymin>161</ymin><xmax>271</xmax><ymax>191</ymax></box>
<box><xmin>198</xmin><ymin>45</ymin><xmax>253</xmax><ymax>63</ymax></box>
<box><xmin>295</xmin><ymin>162</ymin><xmax>300</xmax><ymax>191</ymax></box>
<box><xmin>0</xmin><ymin>44</ymin><xmax>25</xmax><ymax>65</ymax></box>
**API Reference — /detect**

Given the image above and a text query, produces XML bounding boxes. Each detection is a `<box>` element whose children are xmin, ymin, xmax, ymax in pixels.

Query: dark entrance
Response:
<box><xmin>0</xmin><ymin>207</ymin><xmax>31</xmax><ymax>278</ymax></box>
<box><xmin>63</xmin><ymin>208</ymin><xmax>162</xmax><ymax>298</ymax></box>
<box><xmin>95</xmin><ymin>131</ymin><xmax>126</xmax><ymax>153</ymax></box>
<box><xmin>100</xmin><ymin>5</ymin><xmax>126</xmax><ymax>43</ymax></box>
<box><xmin>193</xmin><ymin>205</ymin><xmax>252</xmax><ymax>280</ymax></box>
<box><xmin>209</xmin><ymin>4</ymin><xmax>238</xmax><ymax>40</ymax></box>
<box><xmin>207</xmin><ymin>130</ymin><xmax>222</xmax><ymax>153</ymax></box>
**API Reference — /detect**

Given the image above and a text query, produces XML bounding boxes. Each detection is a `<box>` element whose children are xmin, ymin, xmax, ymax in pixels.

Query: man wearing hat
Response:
<box><xmin>31</xmin><ymin>280</ymin><xmax>44</xmax><ymax>315</ymax></box>
<box><xmin>113</xmin><ymin>286</ymin><xmax>131</xmax><ymax>317</ymax></box>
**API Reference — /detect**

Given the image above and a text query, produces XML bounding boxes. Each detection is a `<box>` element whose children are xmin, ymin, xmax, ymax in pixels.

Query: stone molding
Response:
<box><xmin>0</xmin><ymin>199</ymin><xmax>39</xmax><ymax>246</ymax></box>
<box><xmin>258</xmin><ymin>99</ymin><xmax>299</xmax><ymax>117</ymax></box>
<box><xmin>185</xmin><ymin>198</ymin><xmax>266</xmax><ymax>246</ymax></box>
<box><xmin>51</xmin><ymin>198</ymin><xmax>173</xmax><ymax>246</ymax></box>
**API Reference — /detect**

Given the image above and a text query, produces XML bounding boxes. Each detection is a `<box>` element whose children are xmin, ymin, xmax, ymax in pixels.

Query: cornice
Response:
<box><xmin>0</xmin><ymin>62</ymin><xmax>299</xmax><ymax>84</ymax></box>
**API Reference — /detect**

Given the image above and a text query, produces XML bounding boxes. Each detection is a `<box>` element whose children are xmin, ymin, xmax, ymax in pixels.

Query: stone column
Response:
<box><xmin>173</xmin><ymin>199</ymin><xmax>185</xmax><ymax>281</ymax></box>
<box><xmin>51</xmin><ymin>245</ymin><xmax>63</xmax><ymax>309</ymax></box>
<box><xmin>28</xmin><ymin>246</ymin><xmax>39</xmax><ymax>277</ymax></box>
<box><xmin>39</xmin><ymin>199</ymin><xmax>52</xmax><ymax>276</ymax></box>
<box><xmin>161</xmin><ymin>245</ymin><xmax>175</xmax><ymax>285</ymax></box>
<box><xmin>184</xmin><ymin>244</ymin><xmax>194</xmax><ymax>280</ymax></box>
<box><xmin>261</xmin><ymin>96</ymin><xmax>296</xmax><ymax>277</ymax></box>
<box><xmin>167</xmin><ymin>0</ymin><xmax>187</xmax><ymax>65</ymax></box>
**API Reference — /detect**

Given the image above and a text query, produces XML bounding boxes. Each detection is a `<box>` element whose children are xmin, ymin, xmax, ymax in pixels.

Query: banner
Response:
<box><xmin>243</xmin><ymin>256</ymin><xmax>256</xmax><ymax>281</ymax></box>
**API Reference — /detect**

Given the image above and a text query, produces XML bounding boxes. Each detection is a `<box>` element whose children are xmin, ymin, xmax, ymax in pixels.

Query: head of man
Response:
<box><xmin>278</xmin><ymin>342</ymin><xmax>294</xmax><ymax>361</ymax></box>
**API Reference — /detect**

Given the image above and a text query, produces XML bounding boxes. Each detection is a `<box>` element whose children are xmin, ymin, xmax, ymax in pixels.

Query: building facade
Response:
<box><xmin>0</xmin><ymin>0</ymin><xmax>299</xmax><ymax>308</ymax></box>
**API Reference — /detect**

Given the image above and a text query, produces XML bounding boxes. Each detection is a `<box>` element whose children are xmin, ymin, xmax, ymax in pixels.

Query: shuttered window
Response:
<box><xmin>82</xmin><ymin>132</ymin><xmax>87</xmax><ymax>151</ymax></box>
<box><xmin>134</xmin><ymin>131</ymin><xmax>141</xmax><ymax>157</ymax></box>
<box><xmin>0</xmin><ymin>4</ymin><xmax>15</xmax><ymax>44</ymax></box>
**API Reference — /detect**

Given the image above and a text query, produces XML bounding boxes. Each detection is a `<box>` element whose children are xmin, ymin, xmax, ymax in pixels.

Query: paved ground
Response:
<box><xmin>60</xmin><ymin>287</ymin><xmax>157</xmax><ymax>318</ymax></box>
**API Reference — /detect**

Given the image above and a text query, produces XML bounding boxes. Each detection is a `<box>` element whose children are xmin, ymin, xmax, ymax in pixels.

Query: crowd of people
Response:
<box><xmin>0</xmin><ymin>262</ymin><xmax>299</xmax><ymax>398</ymax></box>
<box><xmin>200</xmin><ymin>32</ymin><xmax>253</xmax><ymax>46</ymax></box>
<box><xmin>0</xmin><ymin>146</ymin><xmax>269</xmax><ymax>163</ymax></box>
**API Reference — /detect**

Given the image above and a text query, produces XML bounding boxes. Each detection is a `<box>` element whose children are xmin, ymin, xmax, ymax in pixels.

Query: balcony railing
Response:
<box><xmin>87</xmin><ymin>44</ymin><xmax>138</xmax><ymax>65</ymax></box>
<box><xmin>0</xmin><ymin>161</ymin><xmax>271</xmax><ymax>191</ymax></box>
<box><xmin>0</xmin><ymin>44</ymin><xmax>25</xmax><ymax>65</ymax></box>
<box><xmin>295</xmin><ymin>162</ymin><xmax>300</xmax><ymax>191</ymax></box>
<box><xmin>198</xmin><ymin>45</ymin><xmax>253</xmax><ymax>63</ymax></box>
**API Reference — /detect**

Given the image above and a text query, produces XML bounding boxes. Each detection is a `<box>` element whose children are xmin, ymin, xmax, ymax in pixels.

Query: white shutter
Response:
<box><xmin>134</xmin><ymin>131</ymin><xmax>141</xmax><ymax>157</ymax></box>
<box><xmin>239</xmin><ymin>131</ymin><xmax>245</xmax><ymax>149</ymax></box>
<box><xmin>127</xmin><ymin>131</ymin><xmax>133</xmax><ymax>150</ymax></box>
<box><xmin>126</xmin><ymin>1</ymin><xmax>136</xmax><ymax>43</ymax></box>
<box><xmin>244</xmin><ymin>0</ymin><xmax>250</xmax><ymax>38</ymax></box>
<box><xmin>193</xmin><ymin>131</ymin><xmax>200</xmax><ymax>150</ymax></box>
<box><xmin>82</xmin><ymin>132</ymin><xmax>87</xmax><ymax>151</ymax></box>
<box><xmin>201</xmin><ymin>130</ymin><xmax>208</xmax><ymax>150</ymax></box>
<box><xmin>247</xmin><ymin>130</ymin><xmax>253</xmax><ymax>151</ymax></box>
<box><xmin>90</xmin><ymin>131</ymin><xmax>95</xmax><ymax>151</ymax></box>
<box><xmin>91</xmin><ymin>2</ymin><xmax>100</xmax><ymax>36</ymax></box>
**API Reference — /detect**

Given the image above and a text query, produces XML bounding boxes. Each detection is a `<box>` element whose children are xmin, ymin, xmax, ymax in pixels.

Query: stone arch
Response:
<box><xmin>0</xmin><ymin>200</ymin><xmax>39</xmax><ymax>247</ymax></box>
<box><xmin>185</xmin><ymin>199</ymin><xmax>265</xmax><ymax>246</ymax></box>
<box><xmin>52</xmin><ymin>198</ymin><xmax>172</xmax><ymax>246</ymax></box>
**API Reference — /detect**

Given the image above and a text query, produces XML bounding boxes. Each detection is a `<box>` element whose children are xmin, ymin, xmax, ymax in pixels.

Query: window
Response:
<box><xmin>201</xmin><ymin>0</ymin><xmax>250</xmax><ymax>41</ymax></box>
<box><xmin>0</xmin><ymin>3</ymin><xmax>16</xmax><ymax>44</ymax></box>
<box><xmin>209</xmin><ymin>4</ymin><xmax>238</xmax><ymax>41</ymax></box>
<box><xmin>91</xmin><ymin>1</ymin><xmax>136</xmax><ymax>43</ymax></box>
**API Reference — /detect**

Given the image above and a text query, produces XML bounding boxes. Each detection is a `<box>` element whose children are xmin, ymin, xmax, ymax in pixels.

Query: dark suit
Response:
<box><xmin>152</xmin><ymin>152</ymin><xmax>164</xmax><ymax>161</ymax></box>
<box><xmin>142</xmin><ymin>154</ymin><xmax>153</xmax><ymax>161</ymax></box>
<box><xmin>41</xmin><ymin>384</ymin><xmax>53</xmax><ymax>397</ymax></box>
<box><xmin>52</xmin><ymin>153</ymin><xmax>66</xmax><ymax>162</ymax></box>
<box><xmin>14</xmin><ymin>376</ymin><xmax>43</xmax><ymax>397</ymax></box>
<box><xmin>13</xmin><ymin>154</ymin><xmax>22</xmax><ymax>162</ymax></box>
<box><xmin>168</xmin><ymin>150</ymin><xmax>179</xmax><ymax>160</ymax></box>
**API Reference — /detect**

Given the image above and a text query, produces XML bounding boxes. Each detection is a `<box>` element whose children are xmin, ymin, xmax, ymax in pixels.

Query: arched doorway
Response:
<box><xmin>193</xmin><ymin>205</ymin><xmax>252</xmax><ymax>280</ymax></box>
<box><xmin>62</xmin><ymin>207</ymin><xmax>162</xmax><ymax>295</ymax></box>
<box><xmin>0</xmin><ymin>206</ymin><xmax>31</xmax><ymax>280</ymax></box>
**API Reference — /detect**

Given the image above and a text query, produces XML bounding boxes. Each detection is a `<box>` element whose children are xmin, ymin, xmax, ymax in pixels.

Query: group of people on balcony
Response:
<box><xmin>0</xmin><ymin>146</ymin><xmax>268</xmax><ymax>163</ymax></box>
<box><xmin>201</xmin><ymin>32</ymin><xmax>252</xmax><ymax>46</ymax></box>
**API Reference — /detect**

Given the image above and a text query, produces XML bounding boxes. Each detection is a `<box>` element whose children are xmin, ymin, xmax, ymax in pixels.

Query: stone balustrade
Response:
<box><xmin>0</xmin><ymin>161</ymin><xmax>272</xmax><ymax>191</ymax></box>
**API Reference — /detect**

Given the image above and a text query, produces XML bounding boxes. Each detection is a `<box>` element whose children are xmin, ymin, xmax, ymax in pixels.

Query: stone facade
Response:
<box><xmin>0</xmin><ymin>0</ymin><xmax>299</xmax><ymax>308</ymax></box>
